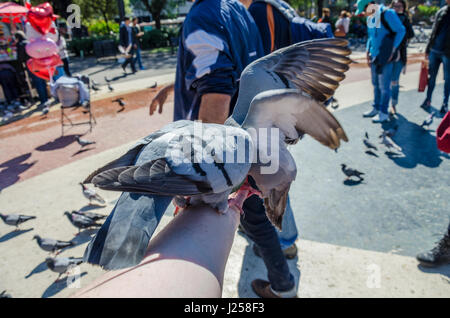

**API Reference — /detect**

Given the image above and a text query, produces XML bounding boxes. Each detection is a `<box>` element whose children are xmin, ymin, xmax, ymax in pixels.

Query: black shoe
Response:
<box><xmin>416</xmin><ymin>232</ymin><xmax>450</xmax><ymax>267</ymax></box>
<box><xmin>440</xmin><ymin>104</ymin><xmax>448</xmax><ymax>114</ymax></box>
<box><xmin>420</xmin><ymin>100</ymin><xmax>431</xmax><ymax>110</ymax></box>
<box><xmin>253</xmin><ymin>243</ymin><xmax>298</xmax><ymax>260</ymax></box>
<box><xmin>251</xmin><ymin>279</ymin><xmax>297</xmax><ymax>298</ymax></box>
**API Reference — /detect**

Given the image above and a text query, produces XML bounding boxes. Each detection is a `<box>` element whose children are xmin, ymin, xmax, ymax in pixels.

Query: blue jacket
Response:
<box><xmin>366</xmin><ymin>5</ymin><xmax>405</xmax><ymax>60</ymax></box>
<box><xmin>174</xmin><ymin>0</ymin><xmax>264</xmax><ymax>121</ymax></box>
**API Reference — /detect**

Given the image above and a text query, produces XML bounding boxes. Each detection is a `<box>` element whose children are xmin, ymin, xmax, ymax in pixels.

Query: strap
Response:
<box><xmin>380</xmin><ymin>11</ymin><xmax>395</xmax><ymax>36</ymax></box>
<box><xmin>267</xmin><ymin>4</ymin><xmax>276</xmax><ymax>52</ymax></box>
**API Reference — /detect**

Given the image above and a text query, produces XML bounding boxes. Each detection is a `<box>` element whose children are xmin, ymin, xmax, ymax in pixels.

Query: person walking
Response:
<box><xmin>389</xmin><ymin>0</ymin><xmax>414</xmax><ymax>115</ymax></box>
<box><xmin>420</xmin><ymin>0</ymin><xmax>450</xmax><ymax>114</ymax></box>
<box><xmin>358</xmin><ymin>0</ymin><xmax>406</xmax><ymax>123</ymax></box>
<box><xmin>132</xmin><ymin>17</ymin><xmax>145</xmax><ymax>71</ymax></box>
<box><xmin>57</xmin><ymin>24</ymin><xmax>72</xmax><ymax>77</ymax></box>
<box><xmin>119</xmin><ymin>17</ymin><xmax>136</xmax><ymax>74</ymax></box>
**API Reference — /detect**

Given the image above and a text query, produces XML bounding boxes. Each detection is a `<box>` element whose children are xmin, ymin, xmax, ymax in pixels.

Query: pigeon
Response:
<box><xmin>365</xmin><ymin>150</ymin><xmax>379</xmax><ymax>157</ymax></box>
<box><xmin>104</xmin><ymin>76</ymin><xmax>111</xmax><ymax>83</ymax></box>
<box><xmin>82</xmin><ymin>38</ymin><xmax>351</xmax><ymax>270</ymax></box>
<box><xmin>79</xmin><ymin>183</ymin><xmax>105</xmax><ymax>205</ymax></box>
<box><xmin>76</xmin><ymin>136</ymin><xmax>96</xmax><ymax>148</ymax></box>
<box><xmin>64</xmin><ymin>211</ymin><xmax>102</xmax><ymax>234</ymax></box>
<box><xmin>363</xmin><ymin>133</ymin><xmax>378</xmax><ymax>151</ymax></box>
<box><xmin>72</xmin><ymin>210</ymin><xmax>106</xmax><ymax>221</ymax></box>
<box><xmin>149</xmin><ymin>82</ymin><xmax>157</xmax><ymax>89</ymax></box>
<box><xmin>341</xmin><ymin>164</ymin><xmax>364</xmax><ymax>181</ymax></box>
<box><xmin>0</xmin><ymin>290</ymin><xmax>12</xmax><ymax>298</ymax></box>
<box><xmin>380</xmin><ymin>131</ymin><xmax>403</xmax><ymax>152</ymax></box>
<box><xmin>107</xmin><ymin>83</ymin><xmax>114</xmax><ymax>92</ymax></box>
<box><xmin>91</xmin><ymin>84</ymin><xmax>100</xmax><ymax>91</ymax></box>
<box><xmin>0</xmin><ymin>213</ymin><xmax>36</xmax><ymax>230</ymax></box>
<box><xmin>380</xmin><ymin>125</ymin><xmax>398</xmax><ymax>138</ymax></box>
<box><xmin>45</xmin><ymin>257</ymin><xmax>83</xmax><ymax>281</ymax></box>
<box><xmin>91</xmin><ymin>79</ymin><xmax>99</xmax><ymax>87</ymax></box>
<box><xmin>421</xmin><ymin>111</ymin><xmax>436</xmax><ymax>128</ymax></box>
<box><xmin>33</xmin><ymin>235</ymin><xmax>74</xmax><ymax>254</ymax></box>
<box><xmin>112</xmin><ymin>98</ymin><xmax>126</xmax><ymax>107</ymax></box>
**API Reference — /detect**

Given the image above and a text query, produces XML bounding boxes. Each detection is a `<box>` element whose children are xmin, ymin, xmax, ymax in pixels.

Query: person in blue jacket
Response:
<box><xmin>358</xmin><ymin>0</ymin><xmax>406</xmax><ymax>123</ymax></box>
<box><xmin>153</xmin><ymin>0</ymin><xmax>297</xmax><ymax>298</ymax></box>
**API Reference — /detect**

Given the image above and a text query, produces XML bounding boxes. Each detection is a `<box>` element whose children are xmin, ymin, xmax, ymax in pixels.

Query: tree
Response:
<box><xmin>72</xmin><ymin>0</ymin><xmax>118</xmax><ymax>33</ymax></box>
<box><xmin>132</xmin><ymin>0</ymin><xmax>185</xmax><ymax>29</ymax></box>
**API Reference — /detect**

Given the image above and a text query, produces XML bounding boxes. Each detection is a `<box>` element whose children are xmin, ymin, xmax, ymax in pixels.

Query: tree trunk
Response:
<box><xmin>102</xmin><ymin>11</ymin><xmax>111</xmax><ymax>34</ymax></box>
<box><xmin>317</xmin><ymin>0</ymin><xmax>324</xmax><ymax>17</ymax></box>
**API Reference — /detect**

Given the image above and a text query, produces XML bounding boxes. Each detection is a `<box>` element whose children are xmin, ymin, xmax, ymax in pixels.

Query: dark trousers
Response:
<box><xmin>29</xmin><ymin>71</ymin><xmax>48</xmax><ymax>104</ymax></box>
<box><xmin>240</xmin><ymin>178</ymin><xmax>295</xmax><ymax>292</ymax></box>
<box><xmin>121</xmin><ymin>48</ymin><xmax>136</xmax><ymax>73</ymax></box>
<box><xmin>62</xmin><ymin>58</ymin><xmax>71</xmax><ymax>77</ymax></box>
<box><xmin>0</xmin><ymin>69</ymin><xmax>19</xmax><ymax>103</ymax></box>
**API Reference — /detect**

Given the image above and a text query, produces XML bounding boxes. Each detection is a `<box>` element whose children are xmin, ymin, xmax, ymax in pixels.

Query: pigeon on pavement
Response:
<box><xmin>380</xmin><ymin>131</ymin><xmax>402</xmax><ymax>152</ymax></box>
<box><xmin>149</xmin><ymin>82</ymin><xmax>157</xmax><ymax>89</ymax></box>
<box><xmin>421</xmin><ymin>111</ymin><xmax>436</xmax><ymax>128</ymax></box>
<box><xmin>104</xmin><ymin>76</ymin><xmax>111</xmax><ymax>83</ymax></box>
<box><xmin>45</xmin><ymin>257</ymin><xmax>83</xmax><ymax>281</ymax></box>
<box><xmin>380</xmin><ymin>125</ymin><xmax>399</xmax><ymax>138</ymax></box>
<box><xmin>0</xmin><ymin>290</ymin><xmax>12</xmax><ymax>298</ymax></box>
<box><xmin>33</xmin><ymin>235</ymin><xmax>74</xmax><ymax>254</ymax></box>
<box><xmin>76</xmin><ymin>136</ymin><xmax>96</xmax><ymax>148</ymax></box>
<box><xmin>107</xmin><ymin>83</ymin><xmax>114</xmax><ymax>92</ymax></box>
<box><xmin>80</xmin><ymin>183</ymin><xmax>105</xmax><ymax>205</ymax></box>
<box><xmin>64</xmin><ymin>211</ymin><xmax>102</xmax><ymax>234</ymax></box>
<box><xmin>83</xmin><ymin>38</ymin><xmax>351</xmax><ymax>269</ymax></box>
<box><xmin>72</xmin><ymin>210</ymin><xmax>107</xmax><ymax>221</ymax></box>
<box><xmin>363</xmin><ymin>132</ymin><xmax>378</xmax><ymax>151</ymax></box>
<box><xmin>0</xmin><ymin>213</ymin><xmax>36</xmax><ymax>230</ymax></box>
<box><xmin>341</xmin><ymin>164</ymin><xmax>364</xmax><ymax>181</ymax></box>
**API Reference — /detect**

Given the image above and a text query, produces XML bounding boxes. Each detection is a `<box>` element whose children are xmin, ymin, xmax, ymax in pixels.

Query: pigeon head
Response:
<box><xmin>63</xmin><ymin>211</ymin><xmax>72</xmax><ymax>219</ymax></box>
<box><xmin>32</xmin><ymin>235</ymin><xmax>40</xmax><ymax>240</ymax></box>
<box><xmin>79</xmin><ymin>182</ymin><xmax>86</xmax><ymax>190</ymax></box>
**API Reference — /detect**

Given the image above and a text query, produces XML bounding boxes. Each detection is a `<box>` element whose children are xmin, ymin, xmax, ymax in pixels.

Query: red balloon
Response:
<box><xmin>27</xmin><ymin>3</ymin><xmax>54</xmax><ymax>35</ymax></box>
<box><xmin>27</xmin><ymin>58</ymin><xmax>56</xmax><ymax>81</ymax></box>
<box><xmin>34</xmin><ymin>54</ymin><xmax>63</xmax><ymax>68</ymax></box>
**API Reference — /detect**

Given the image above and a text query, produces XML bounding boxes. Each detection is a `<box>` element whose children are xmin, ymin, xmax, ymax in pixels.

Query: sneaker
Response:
<box><xmin>253</xmin><ymin>243</ymin><xmax>298</xmax><ymax>260</ymax></box>
<box><xmin>363</xmin><ymin>108</ymin><xmax>379</xmax><ymax>118</ymax></box>
<box><xmin>440</xmin><ymin>104</ymin><xmax>448</xmax><ymax>114</ymax></box>
<box><xmin>420</xmin><ymin>100</ymin><xmax>431</xmax><ymax>110</ymax></box>
<box><xmin>41</xmin><ymin>107</ymin><xmax>49</xmax><ymax>115</ymax></box>
<box><xmin>416</xmin><ymin>232</ymin><xmax>450</xmax><ymax>267</ymax></box>
<box><xmin>251</xmin><ymin>279</ymin><xmax>297</xmax><ymax>298</ymax></box>
<box><xmin>372</xmin><ymin>112</ymin><xmax>389</xmax><ymax>123</ymax></box>
<box><xmin>390</xmin><ymin>104</ymin><xmax>397</xmax><ymax>115</ymax></box>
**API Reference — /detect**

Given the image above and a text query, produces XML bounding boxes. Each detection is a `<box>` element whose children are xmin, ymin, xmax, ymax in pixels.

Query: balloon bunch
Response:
<box><xmin>25</xmin><ymin>2</ymin><xmax>62</xmax><ymax>81</ymax></box>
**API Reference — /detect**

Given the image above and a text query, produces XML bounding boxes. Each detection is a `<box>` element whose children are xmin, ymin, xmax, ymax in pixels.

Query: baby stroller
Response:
<box><xmin>52</xmin><ymin>75</ymin><xmax>96</xmax><ymax>136</ymax></box>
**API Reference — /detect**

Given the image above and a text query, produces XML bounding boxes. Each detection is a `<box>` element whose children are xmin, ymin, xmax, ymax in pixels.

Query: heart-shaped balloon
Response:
<box><xmin>25</xmin><ymin>37</ymin><xmax>58</xmax><ymax>59</ymax></box>
<box><xmin>27</xmin><ymin>3</ymin><xmax>54</xmax><ymax>35</ymax></box>
<box><xmin>27</xmin><ymin>58</ymin><xmax>58</xmax><ymax>81</ymax></box>
<box><xmin>34</xmin><ymin>54</ymin><xmax>63</xmax><ymax>68</ymax></box>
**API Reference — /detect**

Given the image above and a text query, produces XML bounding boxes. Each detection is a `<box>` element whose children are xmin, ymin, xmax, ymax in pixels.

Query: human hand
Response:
<box><xmin>366</xmin><ymin>52</ymin><xmax>371</xmax><ymax>65</ymax></box>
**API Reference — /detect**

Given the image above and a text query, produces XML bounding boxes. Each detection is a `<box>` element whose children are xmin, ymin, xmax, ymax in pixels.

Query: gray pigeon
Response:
<box><xmin>72</xmin><ymin>210</ymin><xmax>106</xmax><ymax>221</ymax></box>
<box><xmin>80</xmin><ymin>183</ymin><xmax>105</xmax><ymax>204</ymax></box>
<box><xmin>76</xmin><ymin>136</ymin><xmax>96</xmax><ymax>148</ymax></box>
<box><xmin>0</xmin><ymin>213</ymin><xmax>35</xmax><ymax>230</ymax></box>
<box><xmin>341</xmin><ymin>164</ymin><xmax>364</xmax><ymax>181</ymax></box>
<box><xmin>421</xmin><ymin>111</ymin><xmax>436</xmax><ymax>128</ymax></box>
<box><xmin>363</xmin><ymin>133</ymin><xmax>378</xmax><ymax>151</ymax></box>
<box><xmin>380</xmin><ymin>131</ymin><xmax>402</xmax><ymax>152</ymax></box>
<box><xmin>107</xmin><ymin>83</ymin><xmax>114</xmax><ymax>92</ymax></box>
<box><xmin>45</xmin><ymin>257</ymin><xmax>83</xmax><ymax>281</ymax></box>
<box><xmin>0</xmin><ymin>290</ymin><xmax>12</xmax><ymax>298</ymax></box>
<box><xmin>380</xmin><ymin>125</ymin><xmax>399</xmax><ymax>138</ymax></box>
<box><xmin>33</xmin><ymin>235</ymin><xmax>74</xmax><ymax>254</ymax></box>
<box><xmin>64</xmin><ymin>211</ymin><xmax>102</xmax><ymax>234</ymax></box>
<box><xmin>83</xmin><ymin>38</ymin><xmax>351</xmax><ymax>269</ymax></box>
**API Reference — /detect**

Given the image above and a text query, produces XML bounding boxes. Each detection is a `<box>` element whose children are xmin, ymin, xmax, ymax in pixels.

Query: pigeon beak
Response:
<box><xmin>262</xmin><ymin>183</ymin><xmax>291</xmax><ymax>231</ymax></box>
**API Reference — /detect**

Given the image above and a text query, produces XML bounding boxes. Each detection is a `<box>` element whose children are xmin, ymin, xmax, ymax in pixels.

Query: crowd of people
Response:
<box><xmin>0</xmin><ymin>22</ymin><xmax>72</xmax><ymax>120</ymax></box>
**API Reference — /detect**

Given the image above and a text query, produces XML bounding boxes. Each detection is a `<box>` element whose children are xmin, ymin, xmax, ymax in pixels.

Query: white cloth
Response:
<box><xmin>51</xmin><ymin>76</ymin><xmax>89</xmax><ymax>105</ymax></box>
<box><xmin>335</xmin><ymin>17</ymin><xmax>350</xmax><ymax>34</ymax></box>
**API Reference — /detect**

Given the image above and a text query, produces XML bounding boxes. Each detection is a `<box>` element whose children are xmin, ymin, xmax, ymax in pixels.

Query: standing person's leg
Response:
<box><xmin>364</xmin><ymin>63</ymin><xmax>381</xmax><ymax>117</ymax></box>
<box><xmin>30</xmin><ymin>72</ymin><xmax>48</xmax><ymax>105</ymax></box>
<box><xmin>240</xmin><ymin>186</ymin><xmax>296</xmax><ymax>297</ymax></box>
<box><xmin>63</xmin><ymin>58</ymin><xmax>72</xmax><ymax>77</ymax></box>
<box><xmin>0</xmin><ymin>70</ymin><xmax>16</xmax><ymax>104</ymax></box>
<box><xmin>373</xmin><ymin>62</ymin><xmax>394</xmax><ymax>123</ymax></box>
<box><xmin>441</xmin><ymin>54</ymin><xmax>449</xmax><ymax>113</ymax></box>
<box><xmin>423</xmin><ymin>51</ymin><xmax>442</xmax><ymax>108</ymax></box>
<box><xmin>136</xmin><ymin>47</ymin><xmax>144</xmax><ymax>70</ymax></box>
<box><xmin>277</xmin><ymin>197</ymin><xmax>298</xmax><ymax>252</ymax></box>
<box><xmin>390</xmin><ymin>61</ymin><xmax>404</xmax><ymax>114</ymax></box>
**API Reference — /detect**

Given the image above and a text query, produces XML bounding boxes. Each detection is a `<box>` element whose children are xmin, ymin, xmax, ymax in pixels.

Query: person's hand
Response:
<box><xmin>366</xmin><ymin>51</ymin><xmax>371</xmax><ymax>65</ymax></box>
<box><xmin>149</xmin><ymin>84</ymin><xmax>174</xmax><ymax>116</ymax></box>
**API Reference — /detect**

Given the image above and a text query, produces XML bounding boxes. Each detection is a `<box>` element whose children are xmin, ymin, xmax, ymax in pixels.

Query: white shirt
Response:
<box><xmin>335</xmin><ymin>17</ymin><xmax>350</xmax><ymax>34</ymax></box>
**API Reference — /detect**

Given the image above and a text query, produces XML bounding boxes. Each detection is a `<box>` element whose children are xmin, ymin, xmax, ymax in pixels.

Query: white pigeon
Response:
<box><xmin>380</xmin><ymin>131</ymin><xmax>402</xmax><ymax>152</ymax></box>
<box><xmin>79</xmin><ymin>183</ymin><xmax>106</xmax><ymax>205</ymax></box>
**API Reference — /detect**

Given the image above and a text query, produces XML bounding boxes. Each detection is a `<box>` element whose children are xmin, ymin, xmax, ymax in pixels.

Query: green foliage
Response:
<box><xmin>88</xmin><ymin>21</ymin><xmax>120</xmax><ymax>36</ymax></box>
<box><xmin>416</xmin><ymin>5</ymin><xmax>439</xmax><ymax>18</ymax></box>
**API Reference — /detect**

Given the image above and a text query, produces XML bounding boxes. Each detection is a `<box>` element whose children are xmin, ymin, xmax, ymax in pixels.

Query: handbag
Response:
<box><xmin>418</xmin><ymin>60</ymin><xmax>428</xmax><ymax>92</ymax></box>
<box><xmin>437</xmin><ymin>110</ymin><xmax>450</xmax><ymax>153</ymax></box>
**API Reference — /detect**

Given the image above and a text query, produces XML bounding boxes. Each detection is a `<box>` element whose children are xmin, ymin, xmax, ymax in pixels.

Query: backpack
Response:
<box><xmin>253</xmin><ymin>0</ymin><xmax>333</xmax><ymax>52</ymax></box>
<box><xmin>374</xmin><ymin>10</ymin><xmax>397</xmax><ymax>71</ymax></box>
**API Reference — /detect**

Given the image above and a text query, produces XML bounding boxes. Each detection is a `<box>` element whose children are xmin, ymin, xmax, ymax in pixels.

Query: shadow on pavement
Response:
<box><xmin>417</xmin><ymin>264</ymin><xmax>450</xmax><ymax>279</ymax></box>
<box><xmin>72</xmin><ymin>147</ymin><xmax>95</xmax><ymax>157</ymax></box>
<box><xmin>25</xmin><ymin>260</ymin><xmax>48</xmax><ymax>279</ymax></box>
<box><xmin>0</xmin><ymin>153</ymin><xmax>36</xmax><ymax>191</ymax></box>
<box><xmin>35</xmin><ymin>135</ymin><xmax>78</xmax><ymax>152</ymax></box>
<box><xmin>41</xmin><ymin>272</ymin><xmax>87</xmax><ymax>298</ymax></box>
<box><xmin>383</xmin><ymin>114</ymin><xmax>448</xmax><ymax>168</ymax></box>
<box><xmin>343</xmin><ymin>179</ymin><xmax>365</xmax><ymax>186</ymax></box>
<box><xmin>0</xmin><ymin>228</ymin><xmax>33</xmax><ymax>243</ymax></box>
<box><xmin>79</xmin><ymin>204</ymin><xmax>105</xmax><ymax>212</ymax></box>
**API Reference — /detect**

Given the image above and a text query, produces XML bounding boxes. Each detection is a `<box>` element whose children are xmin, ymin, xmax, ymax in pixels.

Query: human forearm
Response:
<box><xmin>198</xmin><ymin>93</ymin><xmax>231</xmax><ymax>124</ymax></box>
